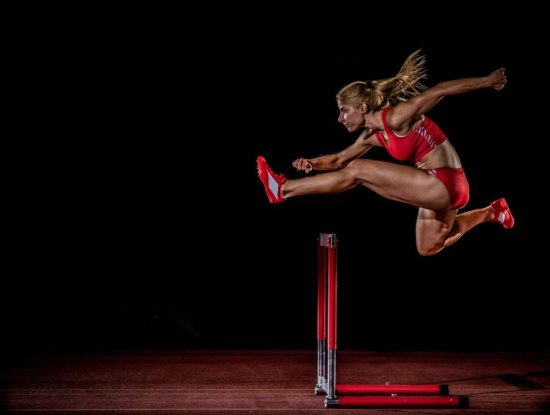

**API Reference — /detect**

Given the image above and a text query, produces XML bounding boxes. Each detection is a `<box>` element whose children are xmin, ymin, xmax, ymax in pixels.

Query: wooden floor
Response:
<box><xmin>1</xmin><ymin>350</ymin><xmax>549</xmax><ymax>414</ymax></box>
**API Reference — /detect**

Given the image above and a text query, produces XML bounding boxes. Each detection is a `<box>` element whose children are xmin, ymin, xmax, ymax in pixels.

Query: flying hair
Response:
<box><xmin>337</xmin><ymin>49</ymin><xmax>428</xmax><ymax>112</ymax></box>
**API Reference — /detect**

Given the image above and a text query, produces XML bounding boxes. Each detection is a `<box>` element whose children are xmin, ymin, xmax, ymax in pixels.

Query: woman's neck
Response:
<box><xmin>363</xmin><ymin>111</ymin><xmax>383</xmax><ymax>130</ymax></box>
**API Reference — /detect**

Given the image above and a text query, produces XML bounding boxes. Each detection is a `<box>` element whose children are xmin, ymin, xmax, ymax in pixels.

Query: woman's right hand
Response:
<box><xmin>292</xmin><ymin>158</ymin><xmax>313</xmax><ymax>173</ymax></box>
<box><xmin>488</xmin><ymin>68</ymin><xmax>507</xmax><ymax>91</ymax></box>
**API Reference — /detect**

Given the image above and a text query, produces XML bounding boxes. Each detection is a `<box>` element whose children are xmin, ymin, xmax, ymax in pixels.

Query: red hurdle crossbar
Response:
<box><xmin>315</xmin><ymin>233</ymin><xmax>468</xmax><ymax>408</ymax></box>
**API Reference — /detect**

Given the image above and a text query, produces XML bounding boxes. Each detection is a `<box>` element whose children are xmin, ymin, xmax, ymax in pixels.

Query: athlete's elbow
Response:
<box><xmin>333</xmin><ymin>156</ymin><xmax>349</xmax><ymax>170</ymax></box>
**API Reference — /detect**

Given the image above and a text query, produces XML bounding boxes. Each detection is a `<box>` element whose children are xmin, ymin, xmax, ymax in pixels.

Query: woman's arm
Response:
<box><xmin>387</xmin><ymin>68</ymin><xmax>507</xmax><ymax>133</ymax></box>
<box><xmin>293</xmin><ymin>129</ymin><xmax>378</xmax><ymax>172</ymax></box>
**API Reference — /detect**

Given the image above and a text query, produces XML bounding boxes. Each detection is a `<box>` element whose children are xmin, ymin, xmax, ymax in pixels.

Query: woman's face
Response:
<box><xmin>337</xmin><ymin>100</ymin><xmax>364</xmax><ymax>132</ymax></box>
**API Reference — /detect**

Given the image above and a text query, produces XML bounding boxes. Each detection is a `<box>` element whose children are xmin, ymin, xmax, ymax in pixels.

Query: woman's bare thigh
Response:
<box><xmin>349</xmin><ymin>159</ymin><xmax>450</xmax><ymax>210</ymax></box>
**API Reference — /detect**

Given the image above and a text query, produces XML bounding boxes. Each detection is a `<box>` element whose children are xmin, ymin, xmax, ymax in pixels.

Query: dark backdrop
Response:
<box><xmin>6</xmin><ymin>8</ymin><xmax>547</xmax><ymax>353</ymax></box>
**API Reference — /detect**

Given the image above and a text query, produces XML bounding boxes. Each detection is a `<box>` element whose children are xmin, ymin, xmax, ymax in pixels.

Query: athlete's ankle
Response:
<box><xmin>486</xmin><ymin>205</ymin><xmax>496</xmax><ymax>222</ymax></box>
<box><xmin>280</xmin><ymin>182</ymin><xmax>289</xmax><ymax>199</ymax></box>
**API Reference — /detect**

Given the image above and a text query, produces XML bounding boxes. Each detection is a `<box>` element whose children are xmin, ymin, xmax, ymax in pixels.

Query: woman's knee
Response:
<box><xmin>345</xmin><ymin>159</ymin><xmax>368</xmax><ymax>171</ymax></box>
<box><xmin>415</xmin><ymin>221</ymin><xmax>450</xmax><ymax>256</ymax></box>
<box><xmin>416</xmin><ymin>242</ymin><xmax>444</xmax><ymax>256</ymax></box>
<box><xmin>343</xmin><ymin>159</ymin><xmax>371</xmax><ymax>183</ymax></box>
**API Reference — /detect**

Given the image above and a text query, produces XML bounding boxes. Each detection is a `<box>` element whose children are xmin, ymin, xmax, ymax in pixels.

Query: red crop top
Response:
<box><xmin>375</xmin><ymin>107</ymin><xmax>447</xmax><ymax>163</ymax></box>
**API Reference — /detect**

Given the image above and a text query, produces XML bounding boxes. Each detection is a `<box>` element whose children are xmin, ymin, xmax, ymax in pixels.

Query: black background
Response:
<box><xmin>5</xmin><ymin>7</ymin><xmax>547</xmax><ymax>353</ymax></box>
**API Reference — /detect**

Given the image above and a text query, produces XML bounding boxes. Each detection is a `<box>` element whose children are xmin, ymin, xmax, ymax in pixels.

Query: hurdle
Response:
<box><xmin>315</xmin><ymin>233</ymin><xmax>468</xmax><ymax>408</ymax></box>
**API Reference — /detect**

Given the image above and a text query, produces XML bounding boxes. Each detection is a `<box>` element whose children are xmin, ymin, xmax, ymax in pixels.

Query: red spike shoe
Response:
<box><xmin>257</xmin><ymin>156</ymin><xmax>287</xmax><ymax>204</ymax></box>
<box><xmin>490</xmin><ymin>198</ymin><xmax>515</xmax><ymax>229</ymax></box>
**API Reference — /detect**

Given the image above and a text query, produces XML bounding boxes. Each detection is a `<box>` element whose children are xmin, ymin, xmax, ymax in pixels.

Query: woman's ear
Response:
<box><xmin>360</xmin><ymin>102</ymin><xmax>368</xmax><ymax>114</ymax></box>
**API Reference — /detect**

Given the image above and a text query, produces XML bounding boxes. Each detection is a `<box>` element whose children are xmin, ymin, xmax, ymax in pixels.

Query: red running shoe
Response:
<box><xmin>490</xmin><ymin>198</ymin><xmax>515</xmax><ymax>229</ymax></box>
<box><xmin>257</xmin><ymin>156</ymin><xmax>287</xmax><ymax>203</ymax></box>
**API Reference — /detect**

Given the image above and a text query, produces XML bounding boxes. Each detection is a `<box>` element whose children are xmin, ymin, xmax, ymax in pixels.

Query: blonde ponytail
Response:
<box><xmin>337</xmin><ymin>49</ymin><xmax>428</xmax><ymax>111</ymax></box>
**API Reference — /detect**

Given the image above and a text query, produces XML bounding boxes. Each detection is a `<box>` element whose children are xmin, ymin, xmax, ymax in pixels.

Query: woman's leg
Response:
<box><xmin>260</xmin><ymin>157</ymin><xmax>514</xmax><ymax>255</ymax></box>
<box><xmin>416</xmin><ymin>202</ymin><xmax>511</xmax><ymax>256</ymax></box>
<box><xmin>282</xmin><ymin>159</ymin><xmax>451</xmax><ymax>210</ymax></box>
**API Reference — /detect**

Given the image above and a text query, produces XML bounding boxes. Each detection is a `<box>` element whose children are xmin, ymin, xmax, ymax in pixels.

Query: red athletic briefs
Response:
<box><xmin>427</xmin><ymin>167</ymin><xmax>470</xmax><ymax>210</ymax></box>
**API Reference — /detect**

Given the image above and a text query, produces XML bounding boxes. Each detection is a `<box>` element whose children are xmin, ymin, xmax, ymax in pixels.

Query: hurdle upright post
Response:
<box><xmin>315</xmin><ymin>233</ymin><xmax>328</xmax><ymax>394</ymax></box>
<box><xmin>316</xmin><ymin>233</ymin><xmax>339</xmax><ymax>406</ymax></box>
